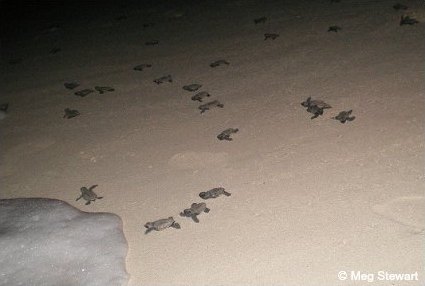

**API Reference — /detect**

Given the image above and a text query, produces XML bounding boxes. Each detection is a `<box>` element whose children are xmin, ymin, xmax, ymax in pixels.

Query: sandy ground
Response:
<box><xmin>1</xmin><ymin>0</ymin><xmax>424</xmax><ymax>285</ymax></box>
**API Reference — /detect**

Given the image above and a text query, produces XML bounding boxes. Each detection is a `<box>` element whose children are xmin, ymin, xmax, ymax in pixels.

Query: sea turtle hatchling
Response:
<box><xmin>217</xmin><ymin>128</ymin><xmax>239</xmax><ymax>141</ymax></box>
<box><xmin>264</xmin><ymin>33</ymin><xmax>279</xmax><ymax>40</ymax></box>
<box><xmin>332</xmin><ymin>110</ymin><xmax>356</xmax><ymax>123</ymax></box>
<box><xmin>144</xmin><ymin>217</ymin><xmax>181</xmax><ymax>234</ymax></box>
<box><xmin>183</xmin><ymin>84</ymin><xmax>202</xmax><ymax>92</ymax></box>
<box><xmin>154</xmin><ymin>75</ymin><xmax>173</xmax><ymax>84</ymax></box>
<box><xmin>254</xmin><ymin>16</ymin><xmax>267</xmax><ymax>24</ymax></box>
<box><xmin>64</xmin><ymin>82</ymin><xmax>79</xmax><ymax>90</ymax></box>
<box><xmin>400</xmin><ymin>15</ymin><xmax>419</xmax><ymax>25</ymax></box>
<box><xmin>74</xmin><ymin>89</ymin><xmax>95</xmax><ymax>97</ymax></box>
<box><xmin>210</xmin><ymin>59</ymin><xmax>230</xmax><ymax>68</ymax></box>
<box><xmin>133</xmin><ymin>64</ymin><xmax>152</xmax><ymax>71</ymax></box>
<box><xmin>199</xmin><ymin>100</ymin><xmax>224</xmax><ymax>114</ymax></box>
<box><xmin>180</xmin><ymin>203</ymin><xmax>210</xmax><ymax>223</ymax></box>
<box><xmin>328</xmin><ymin>25</ymin><xmax>342</xmax><ymax>32</ymax></box>
<box><xmin>191</xmin><ymin>91</ymin><xmax>211</xmax><ymax>102</ymax></box>
<box><xmin>76</xmin><ymin>185</ymin><xmax>103</xmax><ymax>205</ymax></box>
<box><xmin>63</xmin><ymin>108</ymin><xmax>80</xmax><ymax>119</ymax></box>
<box><xmin>301</xmin><ymin>97</ymin><xmax>332</xmax><ymax>119</ymax></box>
<box><xmin>145</xmin><ymin>40</ymin><xmax>159</xmax><ymax>46</ymax></box>
<box><xmin>95</xmin><ymin>86</ymin><xmax>115</xmax><ymax>94</ymax></box>
<box><xmin>199</xmin><ymin>187</ymin><xmax>231</xmax><ymax>199</ymax></box>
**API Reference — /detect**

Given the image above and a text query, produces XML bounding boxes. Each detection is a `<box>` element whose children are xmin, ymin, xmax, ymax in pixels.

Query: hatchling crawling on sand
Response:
<box><xmin>180</xmin><ymin>203</ymin><xmax>210</xmax><ymax>223</ymax></box>
<box><xmin>154</xmin><ymin>75</ymin><xmax>173</xmax><ymax>84</ymax></box>
<box><xmin>191</xmin><ymin>91</ymin><xmax>211</xmax><ymax>102</ymax></box>
<box><xmin>144</xmin><ymin>217</ymin><xmax>180</xmax><ymax>234</ymax></box>
<box><xmin>400</xmin><ymin>15</ymin><xmax>419</xmax><ymax>25</ymax></box>
<box><xmin>217</xmin><ymin>128</ymin><xmax>239</xmax><ymax>141</ymax></box>
<box><xmin>210</xmin><ymin>59</ymin><xmax>230</xmax><ymax>68</ymax></box>
<box><xmin>95</xmin><ymin>86</ymin><xmax>115</xmax><ymax>94</ymax></box>
<box><xmin>63</xmin><ymin>108</ymin><xmax>80</xmax><ymax>119</ymax></box>
<box><xmin>74</xmin><ymin>89</ymin><xmax>95</xmax><ymax>97</ymax></box>
<box><xmin>332</xmin><ymin>110</ymin><xmax>356</xmax><ymax>123</ymax></box>
<box><xmin>183</xmin><ymin>84</ymin><xmax>202</xmax><ymax>92</ymax></box>
<box><xmin>64</xmin><ymin>82</ymin><xmax>79</xmax><ymax>90</ymax></box>
<box><xmin>301</xmin><ymin>97</ymin><xmax>332</xmax><ymax>119</ymax></box>
<box><xmin>328</xmin><ymin>25</ymin><xmax>342</xmax><ymax>32</ymax></box>
<box><xmin>199</xmin><ymin>100</ymin><xmax>224</xmax><ymax>114</ymax></box>
<box><xmin>133</xmin><ymin>64</ymin><xmax>152</xmax><ymax>71</ymax></box>
<box><xmin>264</xmin><ymin>33</ymin><xmax>279</xmax><ymax>40</ymax></box>
<box><xmin>76</xmin><ymin>185</ymin><xmax>103</xmax><ymax>205</ymax></box>
<box><xmin>199</xmin><ymin>187</ymin><xmax>231</xmax><ymax>199</ymax></box>
<box><xmin>254</xmin><ymin>16</ymin><xmax>267</xmax><ymax>24</ymax></box>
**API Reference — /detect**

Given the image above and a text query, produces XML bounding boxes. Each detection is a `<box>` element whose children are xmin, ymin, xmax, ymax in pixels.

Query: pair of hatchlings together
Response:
<box><xmin>301</xmin><ymin>97</ymin><xmax>355</xmax><ymax>123</ymax></box>
<box><xmin>144</xmin><ymin>187</ymin><xmax>231</xmax><ymax>235</ymax></box>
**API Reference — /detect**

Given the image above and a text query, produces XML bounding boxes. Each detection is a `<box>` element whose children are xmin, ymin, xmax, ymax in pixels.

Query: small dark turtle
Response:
<box><xmin>76</xmin><ymin>185</ymin><xmax>103</xmax><ymax>205</ymax></box>
<box><xmin>183</xmin><ymin>84</ymin><xmax>202</xmax><ymax>92</ymax></box>
<box><xmin>332</xmin><ymin>110</ymin><xmax>356</xmax><ymax>123</ymax></box>
<box><xmin>393</xmin><ymin>3</ymin><xmax>408</xmax><ymax>10</ymax></box>
<box><xmin>144</xmin><ymin>217</ymin><xmax>180</xmax><ymax>234</ymax></box>
<box><xmin>180</xmin><ymin>203</ymin><xmax>210</xmax><ymax>223</ymax></box>
<box><xmin>133</xmin><ymin>64</ymin><xmax>152</xmax><ymax>71</ymax></box>
<box><xmin>115</xmin><ymin>15</ymin><xmax>127</xmax><ymax>21</ymax></box>
<box><xmin>191</xmin><ymin>91</ymin><xmax>210</xmax><ymax>102</ymax></box>
<box><xmin>74</xmin><ymin>89</ymin><xmax>95</xmax><ymax>97</ymax></box>
<box><xmin>199</xmin><ymin>187</ymin><xmax>231</xmax><ymax>199</ymax></box>
<box><xmin>400</xmin><ymin>15</ymin><xmax>419</xmax><ymax>25</ymax></box>
<box><xmin>154</xmin><ymin>75</ymin><xmax>173</xmax><ymax>84</ymax></box>
<box><xmin>264</xmin><ymin>33</ymin><xmax>279</xmax><ymax>40</ymax></box>
<box><xmin>217</xmin><ymin>128</ymin><xmax>239</xmax><ymax>141</ymax></box>
<box><xmin>95</xmin><ymin>86</ymin><xmax>115</xmax><ymax>94</ymax></box>
<box><xmin>145</xmin><ymin>40</ymin><xmax>159</xmax><ymax>46</ymax></box>
<box><xmin>63</xmin><ymin>108</ymin><xmax>80</xmax><ymax>119</ymax></box>
<box><xmin>254</xmin><ymin>16</ymin><xmax>267</xmax><ymax>24</ymax></box>
<box><xmin>328</xmin><ymin>25</ymin><xmax>342</xmax><ymax>32</ymax></box>
<box><xmin>301</xmin><ymin>97</ymin><xmax>332</xmax><ymax>109</ymax></box>
<box><xmin>49</xmin><ymin>47</ymin><xmax>61</xmax><ymax>54</ymax></box>
<box><xmin>64</xmin><ymin>82</ymin><xmax>79</xmax><ymax>90</ymax></box>
<box><xmin>143</xmin><ymin>23</ymin><xmax>155</xmax><ymax>28</ymax></box>
<box><xmin>210</xmin><ymin>59</ymin><xmax>230</xmax><ymax>68</ymax></box>
<box><xmin>199</xmin><ymin>100</ymin><xmax>224</xmax><ymax>114</ymax></box>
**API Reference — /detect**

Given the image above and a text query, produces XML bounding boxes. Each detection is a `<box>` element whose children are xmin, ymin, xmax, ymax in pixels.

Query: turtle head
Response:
<box><xmin>199</xmin><ymin>192</ymin><xmax>207</xmax><ymax>199</ymax></box>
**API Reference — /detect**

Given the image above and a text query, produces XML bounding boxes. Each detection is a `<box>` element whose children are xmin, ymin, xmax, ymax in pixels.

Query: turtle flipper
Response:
<box><xmin>145</xmin><ymin>227</ymin><xmax>153</xmax><ymax>235</ymax></box>
<box><xmin>97</xmin><ymin>196</ymin><xmax>103</xmax><ymax>199</ymax></box>
<box><xmin>347</xmin><ymin>116</ymin><xmax>356</xmax><ymax>121</ymax></box>
<box><xmin>76</xmin><ymin>195</ymin><xmax>82</xmax><ymax>201</ymax></box>
<box><xmin>191</xmin><ymin>215</ymin><xmax>200</xmax><ymax>223</ymax></box>
<box><xmin>85</xmin><ymin>201</ymin><xmax>91</xmax><ymax>205</ymax></box>
<box><xmin>89</xmin><ymin>185</ymin><xmax>98</xmax><ymax>191</ymax></box>
<box><xmin>204</xmin><ymin>208</ymin><xmax>210</xmax><ymax>213</ymax></box>
<box><xmin>223</xmin><ymin>191</ymin><xmax>231</xmax><ymax>196</ymax></box>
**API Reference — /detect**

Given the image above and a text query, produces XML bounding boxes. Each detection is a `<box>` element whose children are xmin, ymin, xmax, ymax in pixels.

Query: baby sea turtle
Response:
<box><xmin>143</xmin><ymin>23</ymin><xmax>155</xmax><ymax>28</ymax></box>
<box><xmin>393</xmin><ymin>3</ymin><xmax>408</xmax><ymax>10</ymax></box>
<box><xmin>254</xmin><ymin>16</ymin><xmax>267</xmax><ymax>24</ymax></box>
<box><xmin>76</xmin><ymin>185</ymin><xmax>103</xmax><ymax>205</ymax></box>
<box><xmin>64</xmin><ymin>82</ymin><xmax>79</xmax><ymax>90</ymax></box>
<box><xmin>63</xmin><ymin>108</ymin><xmax>80</xmax><ymax>119</ymax></box>
<box><xmin>191</xmin><ymin>91</ymin><xmax>211</xmax><ymax>102</ymax></box>
<box><xmin>332</xmin><ymin>110</ymin><xmax>356</xmax><ymax>123</ymax></box>
<box><xmin>199</xmin><ymin>187</ymin><xmax>231</xmax><ymax>199</ymax></box>
<box><xmin>74</xmin><ymin>89</ymin><xmax>95</xmax><ymax>97</ymax></box>
<box><xmin>210</xmin><ymin>59</ymin><xmax>230</xmax><ymax>68</ymax></box>
<box><xmin>199</xmin><ymin>100</ymin><xmax>224</xmax><ymax>114</ymax></box>
<box><xmin>145</xmin><ymin>40</ymin><xmax>159</xmax><ymax>46</ymax></box>
<box><xmin>154</xmin><ymin>75</ymin><xmax>173</xmax><ymax>84</ymax></box>
<box><xmin>217</xmin><ymin>128</ymin><xmax>239</xmax><ymax>141</ymax></box>
<box><xmin>328</xmin><ymin>25</ymin><xmax>342</xmax><ymax>32</ymax></box>
<box><xmin>49</xmin><ymin>47</ymin><xmax>61</xmax><ymax>54</ymax></box>
<box><xmin>180</xmin><ymin>203</ymin><xmax>210</xmax><ymax>223</ymax></box>
<box><xmin>144</xmin><ymin>217</ymin><xmax>180</xmax><ymax>234</ymax></box>
<box><xmin>183</xmin><ymin>84</ymin><xmax>202</xmax><ymax>92</ymax></box>
<box><xmin>301</xmin><ymin>97</ymin><xmax>332</xmax><ymax>119</ymax></box>
<box><xmin>95</xmin><ymin>86</ymin><xmax>115</xmax><ymax>94</ymax></box>
<box><xmin>133</xmin><ymin>64</ymin><xmax>152</xmax><ymax>71</ymax></box>
<box><xmin>400</xmin><ymin>15</ymin><xmax>419</xmax><ymax>25</ymax></box>
<box><xmin>264</xmin><ymin>33</ymin><xmax>279</xmax><ymax>40</ymax></box>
